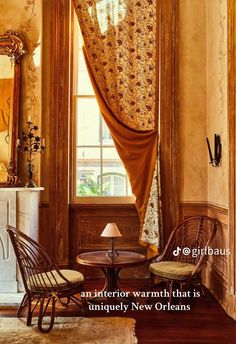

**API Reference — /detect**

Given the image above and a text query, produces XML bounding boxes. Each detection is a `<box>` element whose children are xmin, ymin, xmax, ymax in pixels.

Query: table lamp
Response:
<box><xmin>101</xmin><ymin>223</ymin><xmax>122</xmax><ymax>259</ymax></box>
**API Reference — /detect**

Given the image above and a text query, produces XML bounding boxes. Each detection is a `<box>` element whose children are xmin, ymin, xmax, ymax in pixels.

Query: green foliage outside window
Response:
<box><xmin>77</xmin><ymin>177</ymin><xmax>109</xmax><ymax>196</ymax></box>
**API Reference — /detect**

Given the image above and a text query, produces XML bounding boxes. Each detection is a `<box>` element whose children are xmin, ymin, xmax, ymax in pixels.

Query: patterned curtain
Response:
<box><xmin>74</xmin><ymin>0</ymin><xmax>162</xmax><ymax>257</ymax></box>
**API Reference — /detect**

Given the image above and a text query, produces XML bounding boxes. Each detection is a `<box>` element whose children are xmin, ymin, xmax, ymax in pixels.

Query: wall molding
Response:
<box><xmin>179</xmin><ymin>201</ymin><xmax>228</xmax><ymax>217</ymax></box>
<box><xmin>180</xmin><ymin>201</ymin><xmax>228</xmax><ymax>210</ymax></box>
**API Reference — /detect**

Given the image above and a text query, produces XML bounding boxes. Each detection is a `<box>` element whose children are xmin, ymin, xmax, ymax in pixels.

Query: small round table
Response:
<box><xmin>76</xmin><ymin>250</ymin><xmax>146</xmax><ymax>293</ymax></box>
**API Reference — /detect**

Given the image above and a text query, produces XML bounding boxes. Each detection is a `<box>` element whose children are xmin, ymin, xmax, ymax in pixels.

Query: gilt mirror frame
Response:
<box><xmin>0</xmin><ymin>31</ymin><xmax>25</xmax><ymax>186</ymax></box>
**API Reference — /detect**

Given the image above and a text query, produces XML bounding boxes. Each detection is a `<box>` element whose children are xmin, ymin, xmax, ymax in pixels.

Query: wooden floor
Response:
<box><xmin>0</xmin><ymin>279</ymin><xmax>236</xmax><ymax>344</ymax></box>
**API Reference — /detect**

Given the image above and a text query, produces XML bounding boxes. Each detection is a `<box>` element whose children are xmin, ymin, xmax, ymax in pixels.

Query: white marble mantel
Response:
<box><xmin>0</xmin><ymin>187</ymin><xmax>44</xmax><ymax>191</ymax></box>
<box><xmin>0</xmin><ymin>187</ymin><xmax>44</xmax><ymax>296</ymax></box>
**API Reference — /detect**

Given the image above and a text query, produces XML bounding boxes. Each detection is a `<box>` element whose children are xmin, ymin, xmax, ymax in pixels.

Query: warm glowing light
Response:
<box><xmin>88</xmin><ymin>0</ymin><xmax>127</xmax><ymax>34</ymax></box>
<box><xmin>33</xmin><ymin>41</ymin><xmax>41</xmax><ymax>68</ymax></box>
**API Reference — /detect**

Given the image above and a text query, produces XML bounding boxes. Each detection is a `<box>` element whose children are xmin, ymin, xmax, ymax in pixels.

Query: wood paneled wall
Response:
<box><xmin>69</xmin><ymin>204</ymin><xmax>149</xmax><ymax>278</ymax></box>
<box><xmin>69</xmin><ymin>205</ymin><xmax>140</xmax><ymax>254</ymax></box>
<box><xmin>38</xmin><ymin>202</ymin><xmax>50</xmax><ymax>254</ymax></box>
<box><xmin>205</xmin><ymin>204</ymin><xmax>229</xmax><ymax>307</ymax></box>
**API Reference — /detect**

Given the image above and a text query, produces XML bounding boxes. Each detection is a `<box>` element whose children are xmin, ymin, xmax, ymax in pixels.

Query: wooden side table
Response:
<box><xmin>76</xmin><ymin>250</ymin><xmax>146</xmax><ymax>293</ymax></box>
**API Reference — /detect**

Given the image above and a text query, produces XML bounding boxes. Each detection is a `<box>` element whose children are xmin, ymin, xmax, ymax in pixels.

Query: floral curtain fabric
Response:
<box><xmin>74</xmin><ymin>0</ymin><xmax>161</xmax><ymax>256</ymax></box>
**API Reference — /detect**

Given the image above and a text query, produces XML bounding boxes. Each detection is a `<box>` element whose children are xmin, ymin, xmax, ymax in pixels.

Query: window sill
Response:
<box><xmin>70</xmin><ymin>196</ymin><xmax>135</xmax><ymax>205</ymax></box>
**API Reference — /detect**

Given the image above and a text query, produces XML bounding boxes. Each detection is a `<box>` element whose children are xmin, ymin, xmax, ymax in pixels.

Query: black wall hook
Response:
<box><xmin>206</xmin><ymin>134</ymin><xmax>222</xmax><ymax>167</ymax></box>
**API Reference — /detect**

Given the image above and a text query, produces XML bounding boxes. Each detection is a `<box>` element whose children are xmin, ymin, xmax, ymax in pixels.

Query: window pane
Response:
<box><xmin>76</xmin><ymin>97</ymin><xmax>100</xmax><ymax>146</ymax></box>
<box><xmin>74</xmin><ymin>16</ymin><xmax>94</xmax><ymax>95</ymax></box>
<box><xmin>78</xmin><ymin>70</ymin><xmax>94</xmax><ymax>95</ymax></box>
<box><xmin>78</xmin><ymin>50</ymin><xmax>94</xmax><ymax>95</ymax></box>
<box><xmin>102</xmin><ymin>174</ymin><xmax>126</xmax><ymax>196</ymax></box>
<box><xmin>76</xmin><ymin>147</ymin><xmax>102</xmax><ymax>196</ymax></box>
<box><xmin>102</xmin><ymin>148</ymin><xmax>132</xmax><ymax>196</ymax></box>
<box><xmin>102</xmin><ymin>117</ymin><xmax>114</xmax><ymax>146</ymax></box>
<box><xmin>78</xmin><ymin>50</ymin><xmax>87</xmax><ymax>72</ymax></box>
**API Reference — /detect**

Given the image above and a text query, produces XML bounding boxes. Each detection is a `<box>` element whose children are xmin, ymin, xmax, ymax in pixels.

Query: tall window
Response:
<box><xmin>72</xmin><ymin>16</ymin><xmax>133</xmax><ymax>202</ymax></box>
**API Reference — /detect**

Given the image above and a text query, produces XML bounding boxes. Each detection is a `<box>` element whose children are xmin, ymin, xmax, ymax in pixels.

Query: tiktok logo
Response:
<box><xmin>173</xmin><ymin>246</ymin><xmax>181</xmax><ymax>256</ymax></box>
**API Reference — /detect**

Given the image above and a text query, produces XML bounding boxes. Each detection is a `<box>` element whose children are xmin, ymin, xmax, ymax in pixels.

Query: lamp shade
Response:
<box><xmin>101</xmin><ymin>223</ymin><xmax>122</xmax><ymax>238</ymax></box>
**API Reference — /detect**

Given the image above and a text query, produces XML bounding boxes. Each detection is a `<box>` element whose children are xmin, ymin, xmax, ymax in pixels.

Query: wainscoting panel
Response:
<box><xmin>179</xmin><ymin>202</ymin><xmax>208</xmax><ymax>219</ymax></box>
<box><xmin>206</xmin><ymin>204</ymin><xmax>229</xmax><ymax>312</ymax></box>
<box><xmin>69</xmin><ymin>204</ymin><xmax>148</xmax><ymax>278</ymax></box>
<box><xmin>39</xmin><ymin>202</ymin><xmax>51</xmax><ymax>257</ymax></box>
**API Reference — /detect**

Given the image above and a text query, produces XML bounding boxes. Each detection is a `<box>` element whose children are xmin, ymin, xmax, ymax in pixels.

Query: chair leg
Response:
<box><xmin>58</xmin><ymin>296</ymin><xmax>70</xmax><ymax>307</ymax></box>
<box><xmin>200</xmin><ymin>281</ymin><xmax>206</xmax><ymax>297</ymax></box>
<box><xmin>147</xmin><ymin>273</ymin><xmax>155</xmax><ymax>304</ymax></box>
<box><xmin>74</xmin><ymin>285</ymin><xmax>88</xmax><ymax>315</ymax></box>
<box><xmin>199</xmin><ymin>281</ymin><xmax>210</xmax><ymax>307</ymax></box>
<box><xmin>17</xmin><ymin>293</ymin><xmax>28</xmax><ymax>318</ymax></box>
<box><xmin>70</xmin><ymin>293</ymin><xmax>87</xmax><ymax>315</ymax></box>
<box><xmin>168</xmin><ymin>281</ymin><xmax>173</xmax><ymax>304</ymax></box>
<box><xmin>38</xmin><ymin>296</ymin><xmax>55</xmax><ymax>333</ymax></box>
<box><xmin>81</xmin><ymin>296</ymin><xmax>88</xmax><ymax>316</ymax></box>
<box><xmin>26</xmin><ymin>295</ymin><xmax>33</xmax><ymax>326</ymax></box>
<box><xmin>179</xmin><ymin>282</ymin><xmax>185</xmax><ymax>305</ymax></box>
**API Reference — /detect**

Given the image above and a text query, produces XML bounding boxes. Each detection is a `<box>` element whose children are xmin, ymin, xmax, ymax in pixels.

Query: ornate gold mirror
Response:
<box><xmin>0</xmin><ymin>31</ymin><xmax>25</xmax><ymax>186</ymax></box>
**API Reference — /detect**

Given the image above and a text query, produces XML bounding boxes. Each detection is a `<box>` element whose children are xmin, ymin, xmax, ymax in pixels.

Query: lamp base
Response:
<box><xmin>106</xmin><ymin>249</ymin><xmax>119</xmax><ymax>260</ymax></box>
